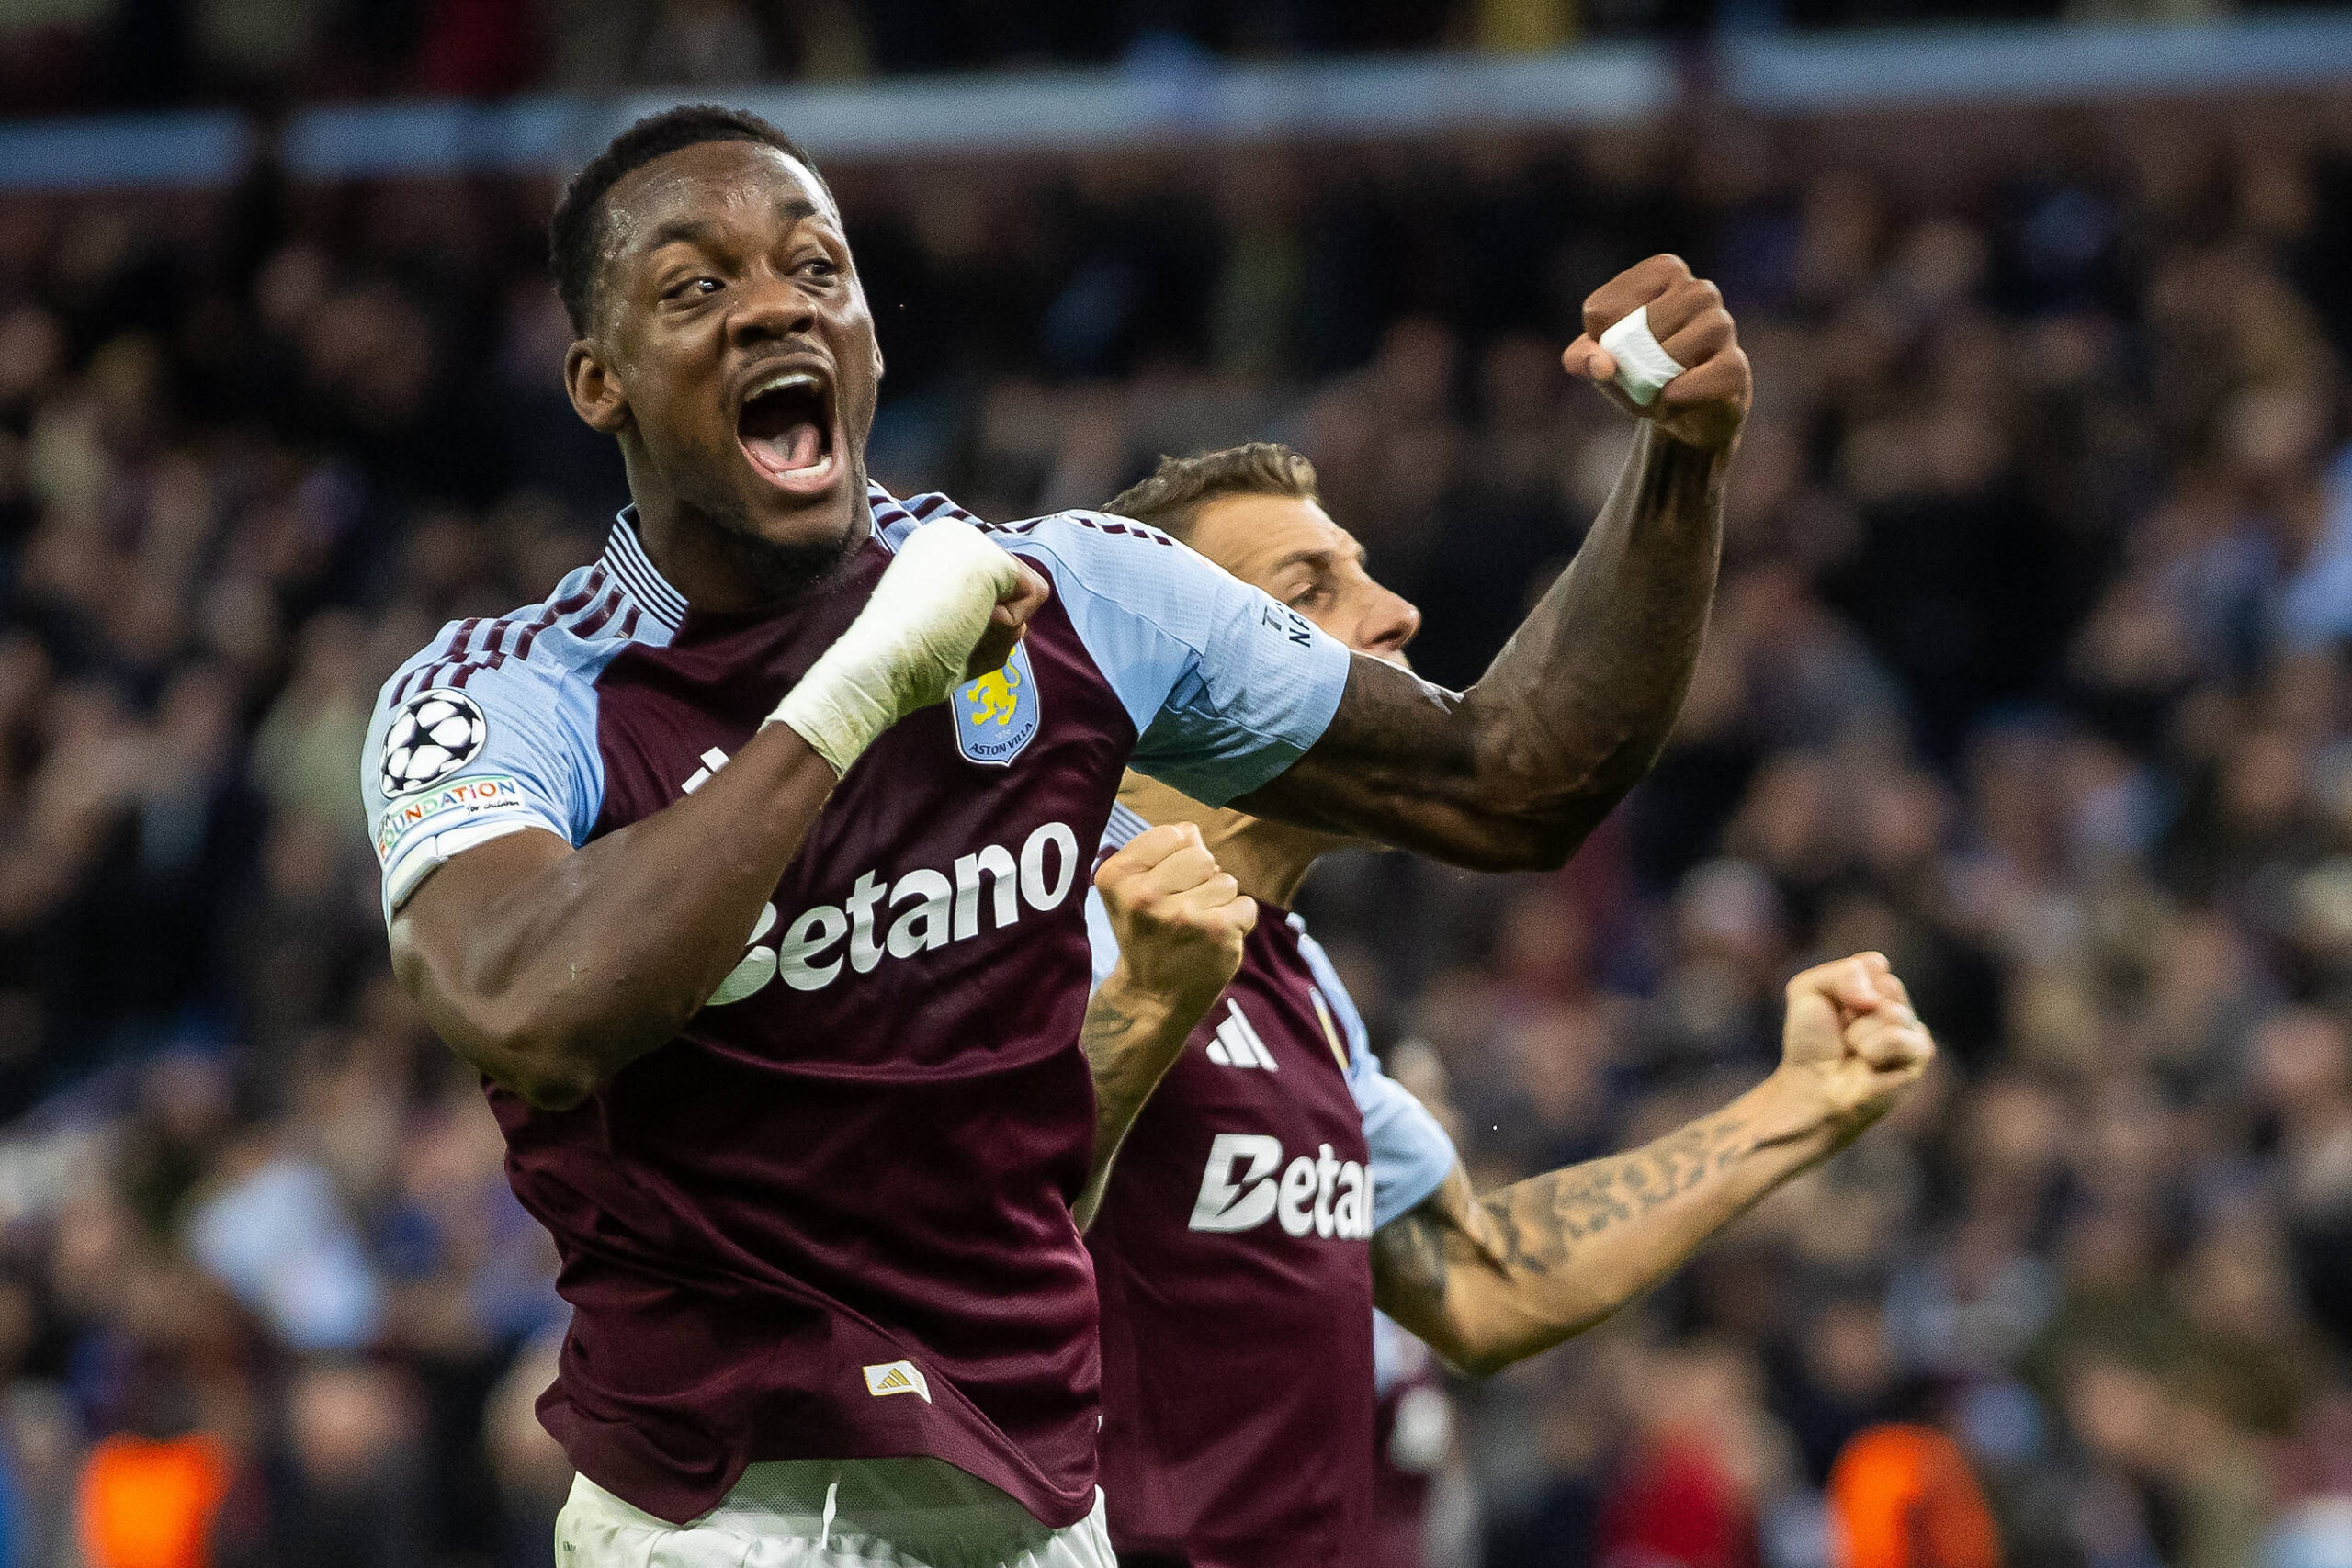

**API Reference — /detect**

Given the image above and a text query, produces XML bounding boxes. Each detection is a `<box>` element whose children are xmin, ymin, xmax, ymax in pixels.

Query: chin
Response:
<box><xmin>722</xmin><ymin>470</ymin><xmax>868</xmax><ymax>601</ymax></box>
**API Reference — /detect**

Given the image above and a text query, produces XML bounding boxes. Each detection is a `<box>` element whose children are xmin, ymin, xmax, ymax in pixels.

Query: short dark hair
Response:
<box><xmin>1102</xmin><ymin>443</ymin><xmax>1321</xmax><ymax>541</ymax></box>
<box><xmin>549</xmin><ymin>105</ymin><xmax>828</xmax><ymax>336</ymax></box>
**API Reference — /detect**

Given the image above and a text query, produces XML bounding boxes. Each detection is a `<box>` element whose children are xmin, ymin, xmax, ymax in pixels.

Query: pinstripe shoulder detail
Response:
<box><xmin>1102</xmin><ymin>802</ymin><xmax>1153</xmax><ymax>850</ymax></box>
<box><xmin>869</xmin><ymin>482</ymin><xmax>985</xmax><ymax>552</ymax></box>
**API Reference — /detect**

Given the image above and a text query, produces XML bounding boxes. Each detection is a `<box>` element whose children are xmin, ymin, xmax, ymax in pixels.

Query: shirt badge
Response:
<box><xmin>954</xmin><ymin>643</ymin><xmax>1041</xmax><ymax>767</ymax></box>
<box><xmin>380</xmin><ymin>689</ymin><xmax>489</xmax><ymax>797</ymax></box>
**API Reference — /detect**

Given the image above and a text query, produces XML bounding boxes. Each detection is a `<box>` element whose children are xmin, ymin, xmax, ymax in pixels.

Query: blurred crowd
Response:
<box><xmin>4</xmin><ymin>75</ymin><xmax>2352</xmax><ymax>1568</ymax></box>
<box><xmin>0</xmin><ymin>0</ymin><xmax>2273</xmax><ymax>119</ymax></box>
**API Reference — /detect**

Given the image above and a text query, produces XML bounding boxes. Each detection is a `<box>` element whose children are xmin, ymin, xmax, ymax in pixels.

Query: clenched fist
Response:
<box><xmin>1774</xmin><ymin>951</ymin><xmax>1935</xmax><ymax>1145</ymax></box>
<box><xmin>1562</xmin><ymin>254</ymin><xmax>1752</xmax><ymax>454</ymax></box>
<box><xmin>1093</xmin><ymin>823</ymin><xmax>1258</xmax><ymax>1018</ymax></box>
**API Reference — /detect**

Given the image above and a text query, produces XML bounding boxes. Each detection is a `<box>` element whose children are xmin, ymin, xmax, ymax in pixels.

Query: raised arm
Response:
<box><xmin>1237</xmin><ymin>256</ymin><xmax>1748</xmax><ymax>872</ymax></box>
<box><xmin>388</xmin><ymin>521</ymin><xmax>1046</xmax><ymax>1111</ymax></box>
<box><xmin>1371</xmin><ymin>953</ymin><xmax>1932</xmax><ymax>1376</ymax></box>
<box><xmin>1073</xmin><ymin>824</ymin><xmax>1255</xmax><ymax>1229</ymax></box>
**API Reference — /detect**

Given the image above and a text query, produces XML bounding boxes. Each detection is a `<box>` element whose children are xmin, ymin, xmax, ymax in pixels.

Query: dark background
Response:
<box><xmin>6</xmin><ymin>5</ymin><xmax>2352</xmax><ymax>1568</ymax></box>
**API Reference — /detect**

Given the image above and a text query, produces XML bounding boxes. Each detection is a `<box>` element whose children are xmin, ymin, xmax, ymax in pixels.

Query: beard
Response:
<box><xmin>709</xmin><ymin>450</ymin><xmax>872</xmax><ymax>604</ymax></box>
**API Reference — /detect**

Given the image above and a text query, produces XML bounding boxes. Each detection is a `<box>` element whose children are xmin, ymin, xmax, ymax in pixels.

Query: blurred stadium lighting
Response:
<box><xmin>0</xmin><ymin>11</ymin><xmax>2348</xmax><ymax>191</ymax></box>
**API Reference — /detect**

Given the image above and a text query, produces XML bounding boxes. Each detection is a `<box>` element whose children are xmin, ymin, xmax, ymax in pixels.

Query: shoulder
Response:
<box><xmin>872</xmin><ymin>486</ymin><xmax>1183</xmax><ymax>563</ymax></box>
<box><xmin>872</xmin><ymin>484</ymin><xmax>1238</xmax><ymax>641</ymax></box>
<box><xmin>996</xmin><ymin>508</ymin><xmax>1183</xmax><ymax>552</ymax></box>
<box><xmin>994</xmin><ymin>509</ymin><xmax>1191</xmax><ymax>580</ymax></box>
<box><xmin>363</xmin><ymin>557</ymin><xmax>678</xmax><ymax>820</ymax></box>
<box><xmin>373</xmin><ymin>562</ymin><xmax>662</xmax><ymax>728</ymax></box>
<box><xmin>1001</xmin><ymin>510</ymin><xmax>1279</xmax><ymax>656</ymax></box>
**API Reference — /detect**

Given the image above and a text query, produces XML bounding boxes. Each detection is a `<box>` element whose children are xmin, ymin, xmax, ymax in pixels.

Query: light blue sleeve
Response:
<box><xmin>1295</xmin><ymin>924</ymin><xmax>1458</xmax><ymax>1228</ymax></box>
<box><xmin>360</xmin><ymin>633</ymin><xmax>607</xmax><ymax>922</ymax></box>
<box><xmin>1082</xmin><ymin>884</ymin><xmax>1123</xmax><ymax>988</ymax></box>
<box><xmin>1001</xmin><ymin>513</ymin><xmax>1351</xmax><ymax>806</ymax></box>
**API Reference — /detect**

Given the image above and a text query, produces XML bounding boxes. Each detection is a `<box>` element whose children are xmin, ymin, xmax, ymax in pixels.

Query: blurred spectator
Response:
<box><xmin>1</xmin><ymin>62</ymin><xmax>2352</xmax><ymax>1568</ymax></box>
<box><xmin>0</xmin><ymin>0</ymin><xmax>2164</xmax><ymax>115</ymax></box>
<box><xmin>1826</xmin><ymin>1423</ymin><xmax>2001</xmax><ymax>1568</ymax></box>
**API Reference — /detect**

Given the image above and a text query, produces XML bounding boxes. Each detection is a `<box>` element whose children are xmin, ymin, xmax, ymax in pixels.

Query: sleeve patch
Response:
<box><xmin>379</xmin><ymin>689</ymin><xmax>491</xmax><ymax>797</ymax></box>
<box><xmin>374</xmin><ymin>774</ymin><xmax>526</xmax><ymax>866</ymax></box>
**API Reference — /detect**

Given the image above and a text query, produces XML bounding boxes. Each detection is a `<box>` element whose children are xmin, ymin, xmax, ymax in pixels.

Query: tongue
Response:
<box><xmin>746</xmin><ymin>419</ymin><xmax>823</xmax><ymax>476</ymax></box>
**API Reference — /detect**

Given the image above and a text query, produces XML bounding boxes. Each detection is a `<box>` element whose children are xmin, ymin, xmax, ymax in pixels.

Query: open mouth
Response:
<box><xmin>737</xmin><ymin>367</ymin><xmax>838</xmax><ymax>494</ymax></box>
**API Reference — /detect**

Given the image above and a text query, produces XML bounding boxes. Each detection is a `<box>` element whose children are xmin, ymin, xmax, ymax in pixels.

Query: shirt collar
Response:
<box><xmin>601</xmin><ymin>507</ymin><xmax>690</xmax><ymax>632</ymax></box>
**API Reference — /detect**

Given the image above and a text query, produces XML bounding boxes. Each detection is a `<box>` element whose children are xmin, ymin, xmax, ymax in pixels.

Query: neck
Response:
<box><xmin>1115</xmin><ymin>773</ymin><xmax>1346</xmax><ymax>910</ymax></box>
<box><xmin>624</xmin><ymin>457</ymin><xmax>869</xmax><ymax>612</ymax></box>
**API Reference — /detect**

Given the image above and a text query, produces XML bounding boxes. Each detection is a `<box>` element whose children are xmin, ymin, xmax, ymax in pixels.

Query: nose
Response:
<box><xmin>1358</xmin><ymin>588</ymin><xmax>1420</xmax><ymax>660</ymax></box>
<box><xmin>729</xmin><ymin>265</ymin><xmax>818</xmax><ymax>350</ymax></box>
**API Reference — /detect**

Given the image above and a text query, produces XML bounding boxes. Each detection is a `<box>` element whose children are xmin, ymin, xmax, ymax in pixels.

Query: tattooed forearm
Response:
<box><xmin>1081</xmin><ymin>998</ymin><xmax>1150</xmax><ymax>1165</ymax></box>
<box><xmin>1370</xmin><ymin>1094</ymin><xmax>1839</xmax><ymax>1376</ymax></box>
<box><xmin>1236</xmin><ymin>425</ymin><xmax>1725</xmax><ymax>871</ymax></box>
<box><xmin>1071</xmin><ymin>985</ymin><xmax>1195</xmax><ymax>1230</ymax></box>
<box><xmin>1476</xmin><ymin>1112</ymin><xmax>1753</xmax><ymax>1277</ymax></box>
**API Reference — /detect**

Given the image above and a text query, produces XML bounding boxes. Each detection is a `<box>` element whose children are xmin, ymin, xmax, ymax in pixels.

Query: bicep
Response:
<box><xmin>388</xmin><ymin>826</ymin><xmax>573</xmax><ymax>1034</ymax></box>
<box><xmin>1370</xmin><ymin>1163</ymin><xmax>1498</xmax><ymax>1348</ymax></box>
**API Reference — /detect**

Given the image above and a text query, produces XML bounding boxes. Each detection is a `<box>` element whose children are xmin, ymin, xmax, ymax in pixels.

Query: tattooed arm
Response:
<box><xmin>1073</xmin><ymin>824</ymin><xmax>1256</xmax><ymax>1230</ymax></box>
<box><xmin>1374</xmin><ymin>954</ymin><xmax>1934</xmax><ymax>1375</ymax></box>
<box><xmin>1075</xmin><ymin>982</ymin><xmax>1201</xmax><ymax>1231</ymax></box>
<box><xmin>1236</xmin><ymin>256</ymin><xmax>1748</xmax><ymax>873</ymax></box>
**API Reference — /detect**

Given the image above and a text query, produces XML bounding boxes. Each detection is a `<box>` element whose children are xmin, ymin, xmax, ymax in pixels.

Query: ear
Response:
<box><xmin>566</xmin><ymin>339</ymin><xmax>629</xmax><ymax>434</ymax></box>
<box><xmin>872</xmin><ymin>337</ymin><xmax>886</xmax><ymax>385</ymax></box>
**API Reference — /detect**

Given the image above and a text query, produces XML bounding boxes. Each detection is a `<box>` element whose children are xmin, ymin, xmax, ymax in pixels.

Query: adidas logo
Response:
<box><xmin>862</xmin><ymin>1360</ymin><xmax>931</xmax><ymax>1402</ymax></box>
<box><xmin>1204</xmin><ymin>999</ymin><xmax>1279</xmax><ymax>1071</ymax></box>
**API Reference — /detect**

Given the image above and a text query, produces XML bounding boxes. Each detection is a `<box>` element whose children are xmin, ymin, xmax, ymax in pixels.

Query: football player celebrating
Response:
<box><xmin>1081</xmin><ymin>443</ymin><xmax>1936</xmax><ymax>1568</ymax></box>
<box><xmin>364</xmin><ymin>105</ymin><xmax>1747</xmax><ymax>1566</ymax></box>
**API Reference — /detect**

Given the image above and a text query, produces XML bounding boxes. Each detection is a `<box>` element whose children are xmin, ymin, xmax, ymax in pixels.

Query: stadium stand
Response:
<box><xmin>3</xmin><ymin>19</ymin><xmax>2352</xmax><ymax>1567</ymax></box>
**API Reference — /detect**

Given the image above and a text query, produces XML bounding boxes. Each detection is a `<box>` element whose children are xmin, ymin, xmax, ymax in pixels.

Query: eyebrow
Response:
<box><xmin>649</xmin><ymin>217</ymin><xmax>722</xmax><ymax>251</ymax></box>
<box><xmin>1266</xmin><ymin>536</ymin><xmax>1368</xmax><ymax>572</ymax></box>
<box><xmin>647</xmin><ymin>198</ymin><xmax>822</xmax><ymax>253</ymax></box>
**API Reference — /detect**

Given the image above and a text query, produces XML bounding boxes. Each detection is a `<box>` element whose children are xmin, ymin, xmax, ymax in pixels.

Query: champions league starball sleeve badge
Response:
<box><xmin>379</xmin><ymin>689</ymin><xmax>492</xmax><ymax>797</ymax></box>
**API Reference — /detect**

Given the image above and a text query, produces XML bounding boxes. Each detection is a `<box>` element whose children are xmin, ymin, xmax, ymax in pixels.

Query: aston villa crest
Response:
<box><xmin>955</xmin><ymin>643</ymin><xmax>1041</xmax><ymax>766</ymax></box>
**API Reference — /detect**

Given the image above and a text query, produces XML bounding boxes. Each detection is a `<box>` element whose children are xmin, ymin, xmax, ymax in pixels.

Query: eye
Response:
<box><xmin>797</xmin><ymin>256</ymin><xmax>841</xmax><ymax>281</ymax></box>
<box><xmin>1287</xmin><ymin>583</ymin><xmax>1331</xmax><ymax>613</ymax></box>
<box><xmin>663</xmin><ymin>276</ymin><xmax>721</xmax><ymax>301</ymax></box>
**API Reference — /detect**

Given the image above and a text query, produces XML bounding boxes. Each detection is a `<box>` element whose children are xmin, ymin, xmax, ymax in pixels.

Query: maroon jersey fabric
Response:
<box><xmin>363</xmin><ymin>486</ymin><xmax>1351</xmax><ymax>1528</ymax></box>
<box><xmin>505</xmin><ymin>541</ymin><xmax>1131</xmax><ymax>1526</ymax></box>
<box><xmin>1086</xmin><ymin>912</ymin><xmax>1378</xmax><ymax>1567</ymax></box>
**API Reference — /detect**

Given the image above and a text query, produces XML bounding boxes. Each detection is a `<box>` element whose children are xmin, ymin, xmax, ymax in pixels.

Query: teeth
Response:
<box><xmin>744</xmin><ymin>369</ymin><xmax>823</xmax><ymax>404</ymax></box>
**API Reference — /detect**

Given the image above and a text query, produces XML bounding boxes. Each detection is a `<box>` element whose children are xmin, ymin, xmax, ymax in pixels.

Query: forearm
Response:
<box><xmin>1240</xmin><ymin>427</ymin><xmax>1725</xmax><ymax>871</ymax></box>
<box><xmin>1464</xmin><ymin>423</ymin><xmax>1725</xmax><ymax>852</ymax></box>
<box><xmin>1072</xmin><ymin>974</ymin><xmax>1204</xmax><ymax>1230</ymax></box>
<box><xmin>1374</xmin><ymin>1069</ymin><xmax>1838</xmax><ymax>1374</ymax></box>
<box><xmin>392</xmin><ymin>721</ymin><xmax>837</xmax><ymax>1107</ymax></box>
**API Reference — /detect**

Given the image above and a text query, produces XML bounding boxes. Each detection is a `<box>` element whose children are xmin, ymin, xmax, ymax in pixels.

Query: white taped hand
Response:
<box><xmin>769</xmin><ymin>518</ymin><xmax>1024</xmax><ymax>775</ymax></box>
<box><xmin>1598</xmin><ymin>304</ymin><xmax>1687</xmax><ymax>407</ymax></box>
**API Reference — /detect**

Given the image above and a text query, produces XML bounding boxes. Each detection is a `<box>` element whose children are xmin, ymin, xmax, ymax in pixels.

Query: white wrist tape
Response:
<box><xmin>1598</xmin><ymin>304</ymin><xmax>1686</xmax><ymax>407</ymax></box>
<box><xmin>770</xmin><ymin>518</ymin><xmax>1023</xmax><ymax>775</ymax></box>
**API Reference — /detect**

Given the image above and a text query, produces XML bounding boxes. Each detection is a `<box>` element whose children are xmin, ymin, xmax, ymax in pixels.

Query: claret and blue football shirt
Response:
<box><xmin>358</xmin><ymin>485</ymin><xmax>1351</xmax><ymax>1528</ymax></box>
<box><xmin>1082</xmin><ymin>803</ymin><xmax>1459</xmax><ymax>1566</ymax></box>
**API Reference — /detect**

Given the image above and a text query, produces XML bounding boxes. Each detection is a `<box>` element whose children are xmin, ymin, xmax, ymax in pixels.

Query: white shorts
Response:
<box><xmin>554</xmin><ymin>1456</ymin><xmax>1115</xmax><ymax>1568</ymax></box>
